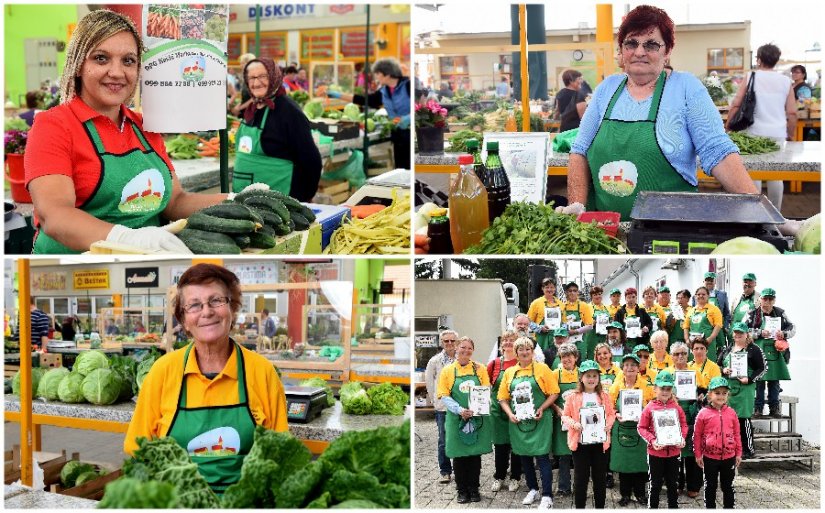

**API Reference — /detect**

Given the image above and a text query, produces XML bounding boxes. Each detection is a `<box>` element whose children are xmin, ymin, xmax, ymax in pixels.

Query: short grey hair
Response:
<box><xmin>557</xmin><ymin>343</ymin><xmax>579</xmax><ymax>359</ymax></box>
<box><xmin>372</xmin><ymin>58</ymin><xmax>403</xmax><ymax>78</ymax></box>
<box><xmin>440</xmin><ymin>329</ymin><xmax>458</xmax><ymax>341</ymax></box>
<box><xmin>513</xmin><ymin>337</ymin><xmax>534</xmax><ymax>353</ymax></box>
<box><xmin>650</xmin><ymin>330</ymin><xmax>669</xmax><ymax>346</ymax></box>
<box><xmin>514</xmin><ymin>313</ymin><xmax>530</xmax><ymax>323</ymax></box>
<box><xmin>669</xmin><ymin>341</ymin><xmax>689</xmax><ymax>355</ymax></box>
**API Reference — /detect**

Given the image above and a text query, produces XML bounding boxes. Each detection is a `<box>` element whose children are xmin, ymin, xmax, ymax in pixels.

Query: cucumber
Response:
<box><xmin>248</xmin><ymin>206</ymin><xmax>285</xmax><ymax>229</ymax></box>
<box><xmin>200</xmin><ymin>203</ymin><xmax>263</xmax><ymax>225</ymax></box>
<box><xmin>187</xmin><ymin>212</ymin><xmax>258</xmax><ymax>234</ymax></box>
<box><xmin>178</xmin><ymin>229</ymin><xmax>242</xmax><ymax>254</ymax></box>
<box><xmin>242</xmin><ymin>196</ymin><xmax>290</xmax><ymax>225</ymax></box>
<box><xmin>290</xmin><ymin>212</ymin><xmax>311</xmax><ymax>231</ymax></box>
<box><xmin>283</xmin><ymin>201</ymin><xmax>316</xmax><ymax>222</ymax></box>
<box><xmin>273</xmin><ymin>222</ymin><xmax>291</xmax><ymax>236</ymax></box>
<box><xmin>258</xmin><ymin>224</ymin><xmax>277</xmax><ymax>237</ymax></box>
<box><xmin>249</xmin><ymin>231</ymin><xmax>277</xmax><ymax>249</ymax></box>
<box><xmin>232</xmin><ymin>235</ymin><xmax>251</xmax><ymax>249</ymax></box>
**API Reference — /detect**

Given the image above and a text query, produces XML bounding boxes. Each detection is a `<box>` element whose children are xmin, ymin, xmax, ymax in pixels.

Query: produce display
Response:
<box><xmin>164</xmin><ymin>134</ymin><xmax>200</xmax><ymax>160</ymax></box>
<box><xmin>728</xmin><ymin>132</ymin><xmax>780</xmax><ymax>155</ymax></box>
<box><xmin>792</xmin><ymin>213</ymin><xmax>821</xmax><ymax>254</ymax></box>
<box><xmin>447</xmin><ymin>129</ymin><xmax>484</xmax><ymax>153</ymax></box>
<box><xmin>298</xmin><ymin>377</ymin><xmax>335</xmax><ymax>407</ymax></box>
<box><xmin>60</xmin><ymin>460</ymin><xmax>103</xmax><ymax>488</ymax></box>
<box><xmin>709</xmin><ymin>236</ymin><xmax>781</xmax><ymax>255</ymax></box>
<box><xmin>12</xmin><ymin>367</ymin><xmax>46</xmax><ymax>397</ymax></box>
<box><xmin>146</xmin><ymin>7</ymin><xmax>181</xmax><ymax>40</ymax></box>
<box><xmin>326</xmin><ymin>189</ymin><xmax>410</xmax><ymax>254</ymax></box>
<box><xmin>100</xmin><ymin>421</ymin><xmax>410</xmax><ymax>509</ymax></box>
<box><xmin>179</xmin><ymin>9</ymin><xmax>205</xmax><ymax>39</ymax></box>
<box><xmin>340</xmin><ymin>381</ymin><xmax>408</xmax><ymax>416</ymax></box>
<box><xmin>464</xmin><ymin>202</ymin><xmax>627</xmax><ymax>254</ymax></box>
<box><xmin>303</xmin><ymin>100</ymin><xmax>325</xmax><ymax>120</ymax></box>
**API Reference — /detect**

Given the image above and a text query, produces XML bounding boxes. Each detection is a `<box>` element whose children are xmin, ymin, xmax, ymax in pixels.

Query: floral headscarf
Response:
<box><xmin>242</xmin><ymin>58</ymin><xmax>285</xmax><ymax>123</ymax></box>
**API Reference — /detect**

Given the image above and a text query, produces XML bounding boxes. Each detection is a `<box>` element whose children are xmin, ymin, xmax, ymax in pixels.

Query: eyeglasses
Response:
<box><xmin>672</xmin><ymin>352</ymin><xmax>688</xmax><ymax>356</ymax></box>
<box><xmin>442</xmin><ymin>338</ymin><xmax>457</xmax><ymax>343</ymax></box>
<box><xmin>247</xmin><ymin>74</ymin><xmax>269</xmax><ymax>83</ymax></box>
<box><xmin>622</xmin><ymin>39</ymin><xmax>665</xmax><ymax>53</ymax></box>
<box><xmin>183</xmin><ymin>296</ymin><xmax>230</xmax><ymax>314</ymax></box>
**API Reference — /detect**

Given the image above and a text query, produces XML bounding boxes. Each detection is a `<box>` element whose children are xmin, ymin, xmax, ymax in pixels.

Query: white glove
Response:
<box><xmin>106</xmin><ymin>225</ymin><xmax>192</xmax><ymax>254</ymax></box>
<box><xmin>227</xmin><ymin>183</ymin><xmax>270</xmax><ymax>201</ymax></box>
<box><xmin>554</xmin><ymin>202</ymin><xmax>586</xmax><ymax>216</ymax></box>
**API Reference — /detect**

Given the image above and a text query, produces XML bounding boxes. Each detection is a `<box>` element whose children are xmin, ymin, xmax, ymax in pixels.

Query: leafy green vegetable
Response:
<box><xmin>57</xmin><ymin>372</ymin><xmax>86</xmax><ymax>403</ymax></box>
<box><xmin>306</xmin><ymin>491</ymin><xmax>332</xmax><ymax>508</ymax></box>
<box><xmin>108</xmin><ymin>355</ymin><xmax>137</xmax><ymax>402</ymax></box>
<box><xmin>710</xmin><ymin>236</ymin><xmax>781</xmax><ymax>255</ymax></box>
<box><xmin>80</xmin><ymin>368</ymin><xmax>122</xmax><ymax>405</ymax></box>
<box><xmin>325</xmin><ymin>110</ymin><xmax>343</xmax><ymax>120</ymax></box>
<box><xmin>37</xmin><ymin>367</ymin><xmax>70</xmax><ymax>400</ymax></box>
<box><xmin>303</xmin><ymin>100</ymin><xmax>325</xmax><ymax>120</ymax></box>
<box><xmin>98</xmin><ymin>477</ymin><xmax>180</xmax><ymax>508</ymax></box>
<box><xmin>299</xmin><ymin>377</ymin><xmax>335</xmax><ymax>407</ymax></box>
<box><xmin>289</xmin><ymin>90</ymin><xmax>310</xmax><ymax>107</ymax></box>
<box><xmin>793</xmin><ymin>213</ymin><xmax>820</xmax><ymax>254</ymax></box>
<box><xmin>447</xmin><ymin>129</ymin><xmax>484</xmax><ymax>153</ymax></box>
<box><xmin>74</xmin><ymin>350</ymin><xmax>109</xmax><ymax>376</ymax></box>
<box><xmin>365</xmin><ymin>383</ymin><xmax>408</xmax><ymax>415</ymax></box>
<box><xmin>275</xmin><ymin>460</ymin><xmax>325</xmax><ymax>508</ymax></box>
<box><xmin>340</xmin><ymin>382</ymin><xmax>372</xmax><ymax>415</ymax></box>
<box><xmin>60</xmin><ymin>461</ymin><xmax>95</xmax><ymax>488</ymax></box>
<box><xmin>323</xmin><ymin>469</ymin><xmax>409</xmax><ymax>508</ymax></box>
<box><xmin>343</xmin><ymin>103</ymin><xmax>361</xmax><ymax>122</ymax></box>
<box><xmin>728</xmin><ymin>131</ymin><xmax>779</xmax><ymax>155</ymax></box>
<box><xmin>331</xmin><ymin>499</ymin><xmax>384</xmax><ymax>508</ymax></box>
<box><xmin>135</xmin><ymin>348</ymin><xmax>162</xmax><ymax>392</ymax></box>
<box><xmin>5</xmin><ymin>117</ymin><xmax>30</xmax><ymax>132</ymax></box>
<box><xmin>12</xmin><ymin>367</ymin><xmax>46</xmax><ymax>397</ymax></box>
<box><xmin>74</xmin><ymin>470</ymin><xmax>99</xmax><ymax>486</ymax></box>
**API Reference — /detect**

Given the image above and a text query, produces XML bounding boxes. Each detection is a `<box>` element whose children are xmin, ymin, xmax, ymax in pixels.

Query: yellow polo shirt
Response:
<box><xmin>687</xmin><ymin>359</ymin><xmax>722</xmax><ymax>386</ymax></box>
<box><xmin>607</xmin><ymin>304</ymin><xmax>621</xmax><ymax>319</ymax></box>
<box><xmin>609</xmin><ymin>372</ymin><xmax>655</xmax><ymax>406</ymax></box>
<box><xmin>563</xmin><ymin>300</ymin><xmax>594</xmax><ymax>325</ymax></box>
<box><xmin>498</xmin><ymin>362</ymin><xmax>560</xmax><ymax>401</ymax></box>
<box><xmin>527</xmin><ymin>296</ymin><xmax>563</xmax><ymax>325</ymax></box>
<box><xmin>664</xmin><ymin>365</ymin><xmax>710</xmax><ymax>390</ymax></box>
<box><xmin>645</xmin><ymin>303</ymin><xmax>668</xmax><ymax>328</ymax></box>
<box><xmin>682</xmin><ymin>303</ymin><xmax>724</xmax><ymax>330</ymax></box>
<box><xmin>437</xmin><ymin>361</ymin><xmax>491</xmax><ymax>399</ymax></box>
<box><xmin>125</xmin><ymin>343</ymin><xmax>288</xmax><ymax>455</ymax></box>
<box><xmin>648</xmin><ymin>353</ymin><xmax>673</xmax><ymax>372</ymax></box>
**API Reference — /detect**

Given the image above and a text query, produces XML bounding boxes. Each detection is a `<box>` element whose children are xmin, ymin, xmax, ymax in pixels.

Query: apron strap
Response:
<box><xmin>604</xmin><ymin>71</ymin><xmax>667</xmax><ymax>121</ymax></box>
<box><xmin>83</xmin><ymin>119</ymin><xmax>108</xmax><ymax>155</ymax></box>
<box><xmin>130</xmin><ymin>122</ymin><xmax>154</xmax><ymax>153</ymax></box>
<box><xmin>179</xmin><ymin>342</ymin><xmax>246</xmax><ymax>408</ymax></box>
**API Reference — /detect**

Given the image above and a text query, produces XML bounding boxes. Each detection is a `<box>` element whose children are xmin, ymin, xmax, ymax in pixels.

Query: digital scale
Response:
<box><xmin>626</xmin><ymin>192</ymin><xmax>789</xmax><ymax>254</ymax></box>
<box><xmin>345</xmin><ymin>169</ymin><xmax>410</xmax><ymax>207</ymax></box>
<box><xmin>284</xmin><ymin>385</ymin><xmax>328</xmax><ymax>423</ymax></box>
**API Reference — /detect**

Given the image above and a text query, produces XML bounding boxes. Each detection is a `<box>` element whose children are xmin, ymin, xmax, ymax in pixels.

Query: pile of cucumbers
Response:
<box><xmin>177</xmin><ymin>189</ymin><xmax>317</xmax><ymax>254</ymax></box>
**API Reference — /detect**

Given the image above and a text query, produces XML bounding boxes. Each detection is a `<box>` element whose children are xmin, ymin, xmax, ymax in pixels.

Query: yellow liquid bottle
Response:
<box><xmin>449</xmin><ymin>155</ymin><xmax>490</xmax><ymax>253</ymax></box>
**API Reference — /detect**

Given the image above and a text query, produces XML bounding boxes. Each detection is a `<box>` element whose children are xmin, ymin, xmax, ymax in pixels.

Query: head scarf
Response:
<box><xmin>242</xmin><ymin>58</ymin><xmax>285</xmax><ymax>124</ymax></box>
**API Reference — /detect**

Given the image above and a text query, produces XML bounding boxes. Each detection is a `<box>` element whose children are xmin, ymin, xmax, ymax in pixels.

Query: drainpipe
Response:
<box><xmin>627</xmin><ymin>259</ymin><xmax>640</xmax><ymax>292</ymax></box>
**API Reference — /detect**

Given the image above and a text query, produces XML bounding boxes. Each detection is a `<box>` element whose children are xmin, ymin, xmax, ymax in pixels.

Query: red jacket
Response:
<box><xmin>693</xmin><ymin>404</ymin><xmax>742</xmax><ymax>461</ymax></box>
<box><xmin>637</xmin><ymin>398</ymin><xmax>688</xmax><ymax>458</ymax></box>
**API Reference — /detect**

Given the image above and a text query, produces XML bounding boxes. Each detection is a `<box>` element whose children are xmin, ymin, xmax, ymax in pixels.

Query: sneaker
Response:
<box><xmin>439</xmin><ymin>474</ymin><xmax>451</xmax><ymax>484</ymax></box>
<box><xmin>508</xmin><ymin>479</ymin><xmax>520</xmax><ymax>492</ymax></box>
<box><xmin>491</xmin><ymin>479</ymin><xmax>503</xmax><ymax>492</ymax></box>
<box><xmin>522</xmin><ymin>489</ymin><xmax>540</xmax><ymax>505</ymax></box>
<box><xmin>539</xmin><ymin>496</ymin><xmax>554</xmax><ymax>509</ymax></box>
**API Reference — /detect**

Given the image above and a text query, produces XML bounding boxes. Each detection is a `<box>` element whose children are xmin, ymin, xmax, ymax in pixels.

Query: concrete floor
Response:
<box><xmin>5</xmin><ymin>422</ymin><xmax>127</xmax><ymax>470</ymax></box>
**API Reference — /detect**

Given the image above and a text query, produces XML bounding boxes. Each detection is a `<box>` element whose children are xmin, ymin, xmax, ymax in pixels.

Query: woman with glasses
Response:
<box><xmin>233</xmin><ymin>58</ymin><xmax>321</xmax><ymax>200</ymax></box>
<box><xmin>125</xmin><ymin>263</ymin><xmax>288</xmax><ymax>493</ymax></box>
<box><xmin>559</xmin><ymin>5</ymin><xmax>757</xmax><ymax>221</ymax></box>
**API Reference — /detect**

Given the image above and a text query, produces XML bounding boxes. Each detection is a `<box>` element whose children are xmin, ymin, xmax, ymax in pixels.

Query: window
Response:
<box><xmin>707</xmin><ymin>48</ymin><xmax>744</xmax><ymax>72</ymax></box>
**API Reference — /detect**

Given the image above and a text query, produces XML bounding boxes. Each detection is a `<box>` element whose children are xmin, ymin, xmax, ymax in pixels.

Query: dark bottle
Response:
<box><xmin>482</xmin><ymin>140</ymin><xmax>511</xmax><ymax>223</ymax></box>
<box><xmin>427</xmin><ymin>207</ymin><xmax>454</xmax><ymax>254</ymax></box>
<box><xmin>465</xmin><ymin>138</ymin><xmax>486</xmax><ymax>184</ymax></box>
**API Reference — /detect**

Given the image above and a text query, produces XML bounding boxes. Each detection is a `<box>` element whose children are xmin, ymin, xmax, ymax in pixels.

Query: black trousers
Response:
<box><xmin>572</xmin><ymin>444</ymin><xmax>608</xmax><ymax>508</ymax></box>
<box><xmin>739</xmin><ymin>418</ymin><xmax>754</xmax><ymax>454</ymax></box>
<box><xmin>702</xmin><ymin>457</ymin><xmax>736</xmax><ymax>508</ymax></box>
<box><xmin>391</xmin><ymin>128</ymin><xmax>411</xmax><ymax>169</ymax></box>
<box><xmin>453</xmin><ymin>455</ymin><xmax>482</xmax><ymax>493</ymax></box>
<box><xmin>493</xmin><ymin>443</ymin><xmax>523</xmax><ymax>481</ymax></box>
<box><xmin>678</xmin><ymin>456</ymin><xmax>703</xmax><ymax>492</ymax></box>
<box><xmin>648</xmin><ymin>455</ymin><xmax>680</xmax><ymax>509</ymax></box>
<box><xmin>619</xmin><ymin>472</ymin><xmax>647</xmax><ymax>500</ymax></box>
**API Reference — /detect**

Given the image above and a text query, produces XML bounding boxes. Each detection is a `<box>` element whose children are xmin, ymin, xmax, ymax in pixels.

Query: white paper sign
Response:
<box><xmin>512</xmin><ymin>381</ymin><xmax>536</xmax><ymax>421</ymax></box>
<box><xmin>625</xmin><ymin>317</ymin><xmax>642</xmax><ymax>339</ymax></box>
<box><xmin>730</xmin><ymin>352</ymin><xmax>748</xmax><ymax>378</ymax></box>
<box><xmin>141</xmin><ymin>4</ymin><xmax>230</xmax><ymax>132</ymax></box>
<box><xmin>619</xmin><ymin>389</ymin><xmax>643</xmax><ymax>422</ymax></box>
<box><xmin>567</xmin><ymin>318</ymin><xmax>583</xmax><ymax>344</ymax></box>
<box><xmin>675</xmin><ymin>371</ymin><xmax>697</xmax><ymax>401</ymax></box>
<box><xmin>650</xmin><ymin>317</ymin><xmax>660</xmax><ymax>332</ymax></box>
<box><xmin>595</xmin><ymin>313</ymin><xmax>609</xmax><ymax>335</ymax></box>
<box><xmin>580</xmin><ymin>405</ymin><xmax>607</xmax><ymax>444</ymax></box>
<box><xmin>481</xmin><ymin>132</ymin><xmax>550</xmax><ymax>204</ymax></box>
<box><xmin>670</xmin><ymin>303</ymin><xmax>685</xmax><ymax>321</ymax></box>
<box><xmin>469</xmin><ymin>385</ymin><xmax>491</xmax><ymax>416</ymax></box>
<box><xmin>764</xmin><ymin>317</ymin><xmax>781</xmax><ymax>339</ymax></box>
<box><xmin>653</xmin><ymin>409</ymin><xmax>683</xmax><ymax>446</ymax></box>
<box><xmin>544</xmin><ymin>307</ymin><xmax>561</xmax><ymax>330</ymax></box>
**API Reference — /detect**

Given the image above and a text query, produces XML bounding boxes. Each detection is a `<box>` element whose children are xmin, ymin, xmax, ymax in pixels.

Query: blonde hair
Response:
<box><xmin>60</xmin><ymin>10</ymin><xmax>143</xmax><ymax>103</ymax></box>
<box><xmin>513</xmin><ymin>336</ymin><xmax>534</xmax><ymax>353</ymax></box>
<box><xmin>650</xmin><ymin>330</ymin><xmax>669</xmax><ymax>346</ymax></box>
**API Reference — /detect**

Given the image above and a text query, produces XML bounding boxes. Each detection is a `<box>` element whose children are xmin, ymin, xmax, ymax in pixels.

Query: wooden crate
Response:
<box><xmin>318</xmin><ymin>179</ymin><xmax>351</xmax><ymax>196</ymax></box>
<box><xmin>5</xmin><ymin>364</ymin><xmax>20</xmax><ymax>378</ymax></box>
<box><xmin>5</xmin><ymin>447</ymin><xmax>76</xmax><ymax>485</ymax></box>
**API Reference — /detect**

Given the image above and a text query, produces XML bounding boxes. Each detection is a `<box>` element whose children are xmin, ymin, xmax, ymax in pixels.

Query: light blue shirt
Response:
<box><xmin>571</xmin><ymin>71</ymin><xmax>739</xmax><ymax>185</ymax></box>
<box><xmin>496</xmin><ymin>81</ymin><xmax>510</xmax><ymax>98</ymax></box>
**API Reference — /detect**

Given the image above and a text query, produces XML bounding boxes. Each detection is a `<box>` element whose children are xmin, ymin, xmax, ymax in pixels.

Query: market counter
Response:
<box><xmin>349</xmin><ymin>363</ymin><xmax>411</xmax><ymax>385</ymax></box>
<box><xmin>4</xmin><ymin>484</ymin><xmax>98</xmax><ymax>509</ymax></box>
<box><xmin>4</xmin><ymin>396</ymin><xmax>409</xmax><ymax>454</ymax></box>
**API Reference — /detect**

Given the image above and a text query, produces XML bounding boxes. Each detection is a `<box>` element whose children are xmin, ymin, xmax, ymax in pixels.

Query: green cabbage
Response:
<box><xmin>710</xmin><ymin>236</ymin><xmax>781</xmax><ymax>255</ymax></box>
<box><xmin>81</xmin><ymin>368</ymin><xmax>122</xmax><ymax>405</ymax></box>
<box><xmin>340</xmin><ymin>382</ymin><xmax>372</xmax><ymax>415</ymax></box>
<box><xmin>303</xmin><ymin>100</ymin><xmax>325</xmax><ymax>120</ymax></box>
<box><xmin>366</xmin><ymin>383</ymin><xmax>408</xmax><ymax>415</ymax></box>
<box><xmin>73</xmin><ymin>349</ymin><xmax>109</xmax><ymax>376</ymax></box>
<box><xmin>12</xmin><ymin>367</ymin><xmax>46</xmax><ymax>397</ymax></box>
<box><xmin>98</xmin><ymin>478</ymin><xmax>180</xmax><ymax>508</ymax></box>
<box><xmin>60</xmin><ymin>460</ymin><xmax>95</xmax><ymax>487</ymax></box>
<box><xmin>342</xmin><ymin>103</ymin><xmax>361</xmax><ymax>122</ymax></box>
<box><xmin>37</xmin><ymin>367</ymin><xmax>70</xmax><ymax>400</ymax></box>
<box><xmin>793</xmin><ymin>213</ymin><xmax>821</xmax><ymax>254</ymax></box>
<box><xmin>57</xmin><ymin>372</ymin><xmax>86</xmax><ymax>403</ymax></box>
<box><xmin>74</xmin><ymin>470</ymin><xmax>100</xmax><ymax>486</ymax></box>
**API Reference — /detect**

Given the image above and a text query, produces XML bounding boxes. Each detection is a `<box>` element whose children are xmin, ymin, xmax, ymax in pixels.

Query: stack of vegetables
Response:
<box><xmin>728</xmin><ymin>132</ymin><xmax>780</xmax><ymax>155</ymax></box>
<box><xmin>325</xmin><ymin>189</ymin><xmax>410</xmax><ymax>254</ymax></box>
<box><xmin>60</xmin><ymin>460</ymin><xmax>107</xmax><ymax>489</ymax></box>
<box><xmin>176</xmin><ymin>186</ymin><xmax>316</xmax><ymax>254</ymax></box>
<box><xmin>99</xmin><ymin>421</ymin><xmax>410</xmax><ymax>509</ymax></box>
<box><xmin>340</xmin><ymin>382</ymin><xmax>409</xmax><ymax>416</ymax></box>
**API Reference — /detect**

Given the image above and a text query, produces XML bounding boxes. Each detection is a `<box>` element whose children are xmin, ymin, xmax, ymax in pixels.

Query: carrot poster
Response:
<box><xmin>141</xmin><ymin>4</ymin><xmax>229</xmax><ymax>132</ymax></box>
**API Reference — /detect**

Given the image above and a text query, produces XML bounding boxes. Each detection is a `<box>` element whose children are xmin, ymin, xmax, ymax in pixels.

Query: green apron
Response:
<box><xmin>564</xmin><ymin>302</ymin><xmax>587</xmax><ymax>358</ymax></box>
<box><xmin>728</xmin><ymin>295</ymin><xmax>756</xmax><ymax>347</ymax></box>
<box><xmin>490</xmin><ymin>358</ymin><xmax>514</xmax><ymax>445</ymax></box>
<box><xmin>444</xmin><ymin>364</ymin><xmax>493</xmax><ymax>458</ymax></box>
<box><xmin>688</xmin><ymin>307</ymin><xmax>719</xmax><ymax>362</ymax></box>
<box><xmin>551</xmin><ymin>355</ymin><xmax>561</xmax><ymax>370</ymax></box>
<box><xmin>599</xmin><ymin>366</ymin><xmax>618</xmax><ymax>389</ymax></box>
<box><xmin>610</xmin><ymin>385</ymin><xmax>648</xmax><ymax>473</ymax></box>
<box><xmin>585</xmin><ymin>306</ymin><xmax>610</xmax><ymax>360</ymax></box>
<box><xmin>33</xmin><ymin>118</ymin><xmax>173</xmax><ymax>254</ymax></box>
<box><xmin>508</xmin><ymin>364</ymin><xmax>553</xmax><ymax>456</ymax></box>
<box><xmin>552</xmin><ymin>368</ymin><xmax>579</xmax><ymax>456</ymax></box>
<box><xmin>233</xmin><ymin>106</ymin><xmax>294</xmax><ymax>194</ymax></box>
<box><xmin>610</xmin><ymin>349</ymin><xmax>625</xmax><ymax>364</ymax></box>
<box><xmin>536</xmin><ymin>299</ymin><xmax>561</xmax><ymax>352</ymax></box>
<box><xmin>724</xmin><ymin>350</ymin><xmax>756</xmax><ymax>419</ymax></box>
<box><xmin>754</xmin><ymin>315</ymin><xmax>791</xmax><ymax>381</ymax></box>
<box><xmin>167</xmin><ymin>343</ymin><xmax>257</xmax><ymax>494</ymax></box>
<box><xmin>586</xmin><ymin>71</ymin><xmax>696</xmax><ymax>221</ymax></box>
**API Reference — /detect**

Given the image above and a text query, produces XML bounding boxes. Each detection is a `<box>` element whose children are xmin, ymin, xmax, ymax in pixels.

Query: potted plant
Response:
<box><xmin>4</xmin><ymin>117</ymin><xmax>31</xmax><ymax>202</ymax></box>
<box><xmin>415</xmin><ymin>99</ymin><xmax>448</xmax><ymax>155</ymax></box>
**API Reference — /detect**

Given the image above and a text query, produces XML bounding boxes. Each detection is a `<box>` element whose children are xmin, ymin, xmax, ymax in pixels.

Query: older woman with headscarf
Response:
<box><xmin>233</xmin><ymin>58</ymin><xmax>321</xmax><ymax>201</ymax></box>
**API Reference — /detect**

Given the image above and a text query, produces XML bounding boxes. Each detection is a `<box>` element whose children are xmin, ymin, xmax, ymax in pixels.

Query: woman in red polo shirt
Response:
<box><xmin>24</xmin><ymin>10</ymin><xmax>226</xmax><ymax>254</ymax></box>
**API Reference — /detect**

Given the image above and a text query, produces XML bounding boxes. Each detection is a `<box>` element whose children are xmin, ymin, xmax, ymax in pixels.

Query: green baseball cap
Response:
<box><xmin>609</xmin><ymin>288</ymin><xmax>621</xmax><ymax>295</ymax></box>
<box><xmin>708</xmin><ymin>376</ymin><xmax>730</xmax><ymax>391</ymax></box>
<box><xmin>704</xmin><ymin>272</ymin><xmax>716</xmax><ymax>280</ymax></box>
<box><xmin>554</xmin><ymin>327</ymin><xmax>569</xmax><ymax>337</ymax></box>
<box><xmin>654</xmin><ymin>371</ymin><xmax>675</xmax><ymax>387</ymax></box>
<box><xmin>761</xmin><ymin>288</ymin><xmax>776</xmax><ymax>298</ymax></box>
<box><xmin>742</xmin><ymin>273</ymin><xmax>757</xmax><ymax>281</ymax></box>
<box><xmin>632</xmin><ymin>344</ymin><xmax>651</xmax><ymax>355</ymax></box>
<box><xmin>732</xmin><ymin>322</ymin><xmax>749</xmax><ymax>333</ymax></box>
<box><xmin>658</xmin><ymin>286</ymin><xmax>670</xmax><ymax>293</ymax></box>
<box><xmin>579</xmin><ymin>360</ymin><xmax>600</xmax><ymax>373</ymax></box>
<box><xmin>621</xmin><ymin>354</ymin><xmax>641</xmax><ymax>365</ymax></box>
<box><xmin>607</xmin><ymin>321</ymin><xmax>624</xmax><ymax>331</ymax></box>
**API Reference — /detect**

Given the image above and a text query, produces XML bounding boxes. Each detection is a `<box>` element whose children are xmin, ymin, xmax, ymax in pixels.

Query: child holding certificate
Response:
<box><xmin>561</xmin><ymin>360</ymin><xmax>616</xmax><ymax>509</ymax></box>
<box><xmin>637</xmin><ymin>371</ymin><xmax>688</xmax><ymax>509</ymax></box>
<box><xmin>693</xmin><ymin>377</ymin><xmax>742</xmax><ymax>509</ymax></box>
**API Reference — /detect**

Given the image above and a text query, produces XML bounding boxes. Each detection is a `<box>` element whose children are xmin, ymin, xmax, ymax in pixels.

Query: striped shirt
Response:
<box><xmin>16</xmin><ymin>308</ymin><xmax>51</xmax><ymax>349</ymax></box>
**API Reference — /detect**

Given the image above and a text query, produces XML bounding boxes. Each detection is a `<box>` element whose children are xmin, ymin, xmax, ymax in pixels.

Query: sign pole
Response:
<box><xmin>362</xmin><ymin>4</ymin><xmax>371</xmax><ymax>174</ymax></box>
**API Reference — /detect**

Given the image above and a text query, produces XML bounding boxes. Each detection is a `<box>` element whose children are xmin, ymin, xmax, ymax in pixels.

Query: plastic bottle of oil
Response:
<box><xmin>482</xmin><ymin>140</ymin><xmax>511</xmax><ymax>223</ymax></box>
<box><xmin>449</xmin><ymin>155</ymin><xmax>489</xmax><ymax>253</ymax></box>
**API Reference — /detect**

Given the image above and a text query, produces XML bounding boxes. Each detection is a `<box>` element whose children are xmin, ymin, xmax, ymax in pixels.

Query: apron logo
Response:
<box><xmin>459</xmin><ymin>380</ymin><xmax>474</xmax><ymax>394</ymax></box>
<box><xmin>692</xmin><ymin>314</ymin><xmax>703</xmax><ymax>323</ymax></box>
<box><xmin>598</xmin><ymin>160</ymin><xmax>638</xmax><ymax>197</ymax></box>
<box><xmin>238</xmin><ymin>135</ymin><xmax>253</xmax><ymax>154</ymax></box>
<box><xmin>119</xmin><ymin>169</ymin><xmax>165</xmax><ymax>213</ymax></box>
<box><xmin>180</xmin><ymin>56</ymin><xmax>206</xmax><ymax>82</ymax></box>
<box><xmin>187</xmin><ymin>426</ymin><xmax>241</xmax><ymax>457</ymax></box>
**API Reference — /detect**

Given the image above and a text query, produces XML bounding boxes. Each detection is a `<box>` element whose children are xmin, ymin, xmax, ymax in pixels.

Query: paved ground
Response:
<box><xmin>414</xmin><ymin>411</ymin><xmax>821</xmax><ymax>509</ymax></box>
<box><xmin>5</xmin><ymin>422</ymin><xmax>127</xmax><ymax>470</ymax></box>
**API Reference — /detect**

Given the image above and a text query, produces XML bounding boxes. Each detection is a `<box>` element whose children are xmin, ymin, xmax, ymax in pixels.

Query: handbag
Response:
<box><xmin>728</xmin><ymin>72</ymin><xmax>756</xmax><ymax>131</ymax></box>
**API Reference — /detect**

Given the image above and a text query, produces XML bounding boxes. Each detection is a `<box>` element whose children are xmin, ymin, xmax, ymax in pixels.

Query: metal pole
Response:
<box><xmin>362</xmin><ymin>4</ymin><xmax>371</xmax><ymax>173</ymax></box>
<box><xmin>519</xmin><ymin>5</ymin><xmax>529</xmax><ymax>132</ymax></box>
<box><xmin>220</xmin><ymin>128</ymin><xmax>230</xmax><ymax>193</ymax></box>
<box><xmin>254</xmin><ymin>5</ymin><xmax>261</xmax><ymax>56</ymax></box>
<box><xmin>18</xmin><ymin>259</ymin><xmax>33</xmax><ymax>486</ymax></box>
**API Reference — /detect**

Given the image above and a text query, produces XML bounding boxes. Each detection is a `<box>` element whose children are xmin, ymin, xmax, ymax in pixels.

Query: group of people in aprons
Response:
<box><xmin>435</xmin><ymin>272</ymin><xmax>794</xmax><ymax>508</ymax></box>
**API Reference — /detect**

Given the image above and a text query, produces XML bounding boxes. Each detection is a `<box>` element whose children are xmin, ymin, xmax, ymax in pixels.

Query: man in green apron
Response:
<box><xmin>747</xmin><ymin>289</ymin><xmax>794</xmax><ymax>418</ymax></box>
<box><xmin>729</xmin><ymin>273</ymin><xmax>759</xmax><ymax>348</ymax></box>
<box><xmin>550</xmin><ymin>343</ymin><xmax>579</xmax><ymax>497</ymax></box>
